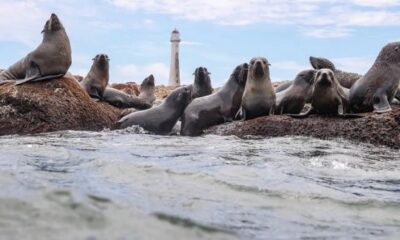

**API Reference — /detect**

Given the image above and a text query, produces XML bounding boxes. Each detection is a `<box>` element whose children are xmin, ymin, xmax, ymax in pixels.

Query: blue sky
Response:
<box><xmin>0</xmin><ymin>0</ymin><xmax>400</xmax><ymax>86</ymax></box>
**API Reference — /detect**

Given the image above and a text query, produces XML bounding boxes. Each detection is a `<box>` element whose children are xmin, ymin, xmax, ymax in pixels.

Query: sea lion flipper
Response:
<box><xmin>338</xmin><ymin>113</ymin><xmax>364</xmax><ymax>119</ymax></box>
<box><xmin>234</xmin><ymin>107</ymin><xmax>246</xmax><ymax>121</ymax></box>
<box><xmin>288</xmin><ymin>108</ymin><xmax>314</xmax><ymax>119</ymax></box>
<box><xmin>395</xmin><ymin>89</ymin><xmax>400</xmax><ymax>101</ymax></box>
<box><xmin>373</xmin><ymin>94</ymin><xmax>392</xmax><ymax>113</ymax></box>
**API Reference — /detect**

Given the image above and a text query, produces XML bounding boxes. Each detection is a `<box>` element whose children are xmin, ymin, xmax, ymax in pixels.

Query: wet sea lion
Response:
<box><xmin>309</xmin><ymin>56</ymin><xmax>362</xmax><ymax>88</ymax></box>
<box><xmin>79</xmin><ymin>54</ymin><xmax>109</xmax><ymax>100</ymax></box>
<box><xmin>138</xmin><ymin>74</ymin><xmax>156</xmax><ymax>105</ymax></box>
<box><xmin>350</xmin><ymin>42</ymin><xmax>400</xmax><ymax>113</ymax></box>
<box><xmin>181</xmin><ymin>63</ymin><xmax>249</xmax><ymax>136</ymax></box>
<box><xmin>0</xmin><ymin>13</ymin><xmax>71</xmax><ymax>85</ymax></box>
<box><xmin>114</xmin><ymin>86</ymin><xmax>192</xmax><ymax>134</ymax></box>
<box><xmin>189</xmin><ymin>67</ymin><xmax>213</xmax><ymax>99</ymax></box>
<box><xmin>290</xmin><ymin>69</ymin><xmax>357</xmax><ymax>118</ymax></box>
<box><xmin>236</xmin><ymin>57</ymin><xmax>275</xmax><ymax>120</ymax></box>
<box><xmin>275</xmin><ymin>69</ymin><xmax>315</xmax><ymax>114</ymax></box>
<box><xmin>103</xmin><ymin>87</ymin><xmax>151</xmax><ymax>110</ymax></box>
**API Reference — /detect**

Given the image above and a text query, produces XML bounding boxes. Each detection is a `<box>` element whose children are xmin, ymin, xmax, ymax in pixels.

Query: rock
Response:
<box><xmin>205</xmin><ymin>106</ymin><xmax>400</xmax><ymax>149</ymax></box>
<box><xmin>73</xmin><ymin>74</ymin><xmax>84</xmax><ymax>82</ymax></box>
<box><xmin>0</xmin><ymin>76</ymin><xmax>121</xmax><ymax>136</ymax></box>
<box><xmin>111</xmin><ymin>82</ymin><xmax>140</xmax><ymax>96</ymax></box>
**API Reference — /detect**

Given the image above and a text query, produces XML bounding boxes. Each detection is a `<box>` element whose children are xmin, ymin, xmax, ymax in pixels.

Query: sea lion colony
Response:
<box><xmin>0</xmin><ymin>13</ymin><xmax>399</xmax><ymax>136</ymax></box>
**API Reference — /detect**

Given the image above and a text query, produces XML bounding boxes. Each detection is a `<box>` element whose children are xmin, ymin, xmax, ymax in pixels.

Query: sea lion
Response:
<box><xmin>309</xmin><ymin>56</ymin><xmax>362</xmax><ymax>88</ymax></box>
<box><xmin>181</xmin><ymin>63</ymin><xmax>249</xmax><ymax>136</ymax></box>
<box><xmin>0</xmin><ymin>13</ymin><xmax>71</xmax><ymax>85</ymax></box>
<box><xmin>275</xmin><ymin>56</ymin><xmax>362</xmax><ymax>93</ymax></box>
<box><xmin>236</xmin><ymin>57</ymin><xmax>276</xmax><ymax>120</ymax></box>
<box><xmin>103</xmin><ymin>87</ymin><xmax>151</xmax><ymax>110</ymax></box>
<box><xmin>290</xmin><ymin>69</ymin><xmax>358</xmax><ymax>118</ymax></box>
<box><xmin>275</xmin><ymin>69</ymin><xmax>316</xmax><ymax>114</ymax></box>
<box><xmin>189</xmin><ymin>67</ymin><xmax>213</xmax><ymax>99</ymax></box>
<box><xmin>138</xmin><ymin>74</ymin><xmax>156</xmax><ymax>105</ymax></box>
<box><xmin>350</xmin><ymin>42</ymin><xmax>400</xmax><ymax>113</ymax></box>
<box><xmin>114</xmin><ymin>86</ymin><xmax>192</xmax><ymax>134</ymax></box>
<box><xmin>79</xmin><ymin>54</ymin><xmax>109</xmax><ymax>100</ymax></box>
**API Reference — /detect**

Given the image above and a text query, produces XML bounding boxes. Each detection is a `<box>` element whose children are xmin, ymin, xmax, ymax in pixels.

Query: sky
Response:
<box><xmin>0</xmin><ymin>0</ymin><xmax>400</xmax><ymax>86</ymax></box>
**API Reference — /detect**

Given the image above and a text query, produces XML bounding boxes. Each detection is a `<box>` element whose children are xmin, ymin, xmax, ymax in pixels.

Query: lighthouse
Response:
<box><xmin>169</xmin><ymin>29</ymin><xmax>181</xmax><ymax>87</ymax></box>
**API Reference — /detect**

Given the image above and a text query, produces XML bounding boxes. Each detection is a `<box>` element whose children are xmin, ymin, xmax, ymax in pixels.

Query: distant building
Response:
<box><xmin>169</xmin><ymin>29</ymin><xmax>181</xmax><ymax>87</ymax></box>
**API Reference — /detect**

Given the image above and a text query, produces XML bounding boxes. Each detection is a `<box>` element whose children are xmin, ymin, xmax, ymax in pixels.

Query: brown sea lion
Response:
<box><xmin>138</xmin><ymin>74</ymin><xmax>156</xmax><ymax>105</ymax></box>
<box><xmin>103</xmin><ymin>87</ymin><xmax>151</xmax><ymax>110</ymax></box>
<box><xmin>309</xmin><ymin>56</ymin><xmax>362</xmax><ymax>88</ymax></box>
<box><xmin>350</xmin><ymin>42</ymin><xmax>400</xmax><ymax>113</ymax></box>
<box><xmin>181</xmin><ymin>63</ymin><xmax>248</xmax><ymax>136</ymax></box>
<box><xmin>290</xmin><ymin>69</ymin><xmax>360</xmax><ymax>118</ymax></box>
<box><xmin>0</xmin><ymin>13</ymin><xmax>71</xmax><ymax>85</ymax></box>
<box><xmin>114</xmin><ymin>86</ymin><xmax>192</xmax><ymax>134</ymax></box>
<box><xmin>189</xmin><ymin>67</ymin><xmax>213</xmax><ymax>99</ymax></box>
<box><xmin>79</xmin><ymin>54</ymin><xmax>109</xmax><ymax>100</ymax></box>
<box><xmin>236</xmin><ymin>57</ymin><xmax>275</xmax><ymax>120</ymax></box>
<box><xmin>275</xmin><ymin>69</ymin><xmax>315</xmax><ymax>114</ymax></box>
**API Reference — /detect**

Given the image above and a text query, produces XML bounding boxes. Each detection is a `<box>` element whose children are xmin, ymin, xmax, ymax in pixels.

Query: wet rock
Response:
<box><xmin>0</xmin><ymin>76</ymin><xmax>121</xmax><ymax>136</ymax></box>
<box><xmin>206</xmin><ymin>106</ymin><xmax>400</xmax><ymax>149</ymax></box>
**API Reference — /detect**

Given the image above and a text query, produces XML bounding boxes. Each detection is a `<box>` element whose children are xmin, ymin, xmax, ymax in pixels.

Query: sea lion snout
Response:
<box><xmin>316</xmin><ymin>69</ymin><xmax>334</xmax><ymax>86</ymax></box>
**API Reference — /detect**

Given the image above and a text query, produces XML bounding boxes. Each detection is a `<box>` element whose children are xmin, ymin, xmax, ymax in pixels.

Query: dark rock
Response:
<box><xmin>206</xmin><ymin>107</ymin><xmax>400</xmax><ymax>149</ymax></box>
<box><xmin>0</xmin><ymin>76</ymin><xmax>121</xmax><ymax>136</ymax></box>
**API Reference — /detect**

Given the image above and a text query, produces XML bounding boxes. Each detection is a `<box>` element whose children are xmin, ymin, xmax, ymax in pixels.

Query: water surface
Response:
<box><xmin>0</xmin><ymin>130</ymin><xmax>399</xmax><ymax>239</ymax></box>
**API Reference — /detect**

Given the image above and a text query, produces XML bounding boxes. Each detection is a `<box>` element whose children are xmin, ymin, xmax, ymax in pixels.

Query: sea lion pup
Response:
<box><xmin>236</xmin><ymin>57</ymin><xmax>276</xmax><ymax>120</ymax></box>
<box><xmin>0</xmin><ymin>13</ymin><xmax>71</xmax><ymax>85</ymax></box>
<box><xmin>309</xmin><ymin>56</ymin><xmax>362</xmax><ymax>88</ymax></box>
<box><xmin>290</xmin><ymin>69</ymin><xmax>360</xmax><ymax>118</ymax></box>
<box><xmin>102</xmin><ymin>87</ymin><xmax>151</xmax><ymax>110</ymax></box>
<box><xmin>79</xmin><ymin>54</ymin><xmax>109</xmax><ymax>100</ymax></box>
<box><xmin>180</xmin><ymin>63</ymin><xmax>249</xmax><ymax>136</ymax></box>
<box><xmin>189</xmin><ymin>67</ymin><xmax>213</xmax><ymax>99</ymax></box>
<box><xmin>138</xmin><ymin>74</ymin><xmax>156</xmax><ymax>105</ymax></box>
<box><xmin>350</xmin><ymin>42</ymin><xmax>400</xmax><ymax>113</ymax></box>
<box><xmin>114</xmin><ymin>86</ymin><xmax>192</xmax><ymax>134</ymax></box>
<box><xmin>275</xmin><ymin>69</ymin><xmax>316</xmax><ymax>114</ymax></box>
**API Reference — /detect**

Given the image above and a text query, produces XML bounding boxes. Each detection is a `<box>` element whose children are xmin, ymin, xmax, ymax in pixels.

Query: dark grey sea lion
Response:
<box><xmin>236</xmin><ymin>57</ymin><xmax>275</xmax><ymax>120</ymax></box>
<box><xmin>138</xmin><ymin>74</ymin><xmax>156</xmax><ymax>105</ymax></box>
<box><xmin>103</xmin><ymin>87</ymin><xmax>151</xmax><ymax>110</ymax></box>
<box><xmin>309</xmin><ymin>56</ymin><xmax>362</xmax><ymax>88</ymax></box>
<box><xmin>181</xmin><ymin>63</ymin><xmax>248</xmax><ymax>136</ymax></box>
<box><xmin>79</xmin><ymin>54</ymin><xmax>109</xmax><ymax>100</ymax></box>
<box><xmin>189</xmin><ymin>67</ymin><xmax>213</xmax><ymax>99</ymax></box>
<box><xmin>114</xmin><ymin>86</ymin><xmax>192</xmax><ymax>134</ymax></box>
<box><xmin>350</xmin><ymin>42</ymin><xmax>400</xmax><ymax>113</ymax></box>
<box><xmin>290</xmin><ymin>69</ymin><xmax>361</xmax><ymax>118</ymax></box>
<box><xmin>275</xmin><ymin>69</ymin><xmax>316</xmax><ymax>114</ymax></box>
<box><xmin>0</xmin><ymin>13</ymin><xmax>71</xmax><ymax>85</ymax></box>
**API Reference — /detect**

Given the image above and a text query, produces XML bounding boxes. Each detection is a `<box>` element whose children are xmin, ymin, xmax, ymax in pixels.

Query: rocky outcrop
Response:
<box><xmin>0</xmin><ymin>76</ymin><xmax>121</xmax><ymax>136</ymax></box>
<box><xmin>206</xmin><ymin>107</ymin><xmax>400</xmax><ymax>149</ymax></box>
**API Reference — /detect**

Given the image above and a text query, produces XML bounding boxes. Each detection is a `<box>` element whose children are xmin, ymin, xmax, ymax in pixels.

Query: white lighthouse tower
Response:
<box><xmin>169</xmin><ymin>28</ymin><xmax>181</xmax><ymax>87</ymax></box>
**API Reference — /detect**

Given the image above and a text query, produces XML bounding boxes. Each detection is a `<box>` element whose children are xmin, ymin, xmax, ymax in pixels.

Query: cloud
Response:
<box><xmin>273</xmin><ymin>60</ymin><xmax>310</xmax><ymax>72</ymax></box>
<box><xmin>114</xmin><ymin>62</ymin><xmax>170</xmax><ymax>83</ymax></box>
<box><xmin>332</xmin><ymin>57</ymin><xmax>373</xmax><ymax>74</ymax></box>
<box><xmin>0</xmin><ymin>1</ymin><xmax>47</xmax><ymax>46</ymax></box>
<box><xmin>111</xmin><ymin>0</ymin><xmax>400</xmax><ymax>38</ymax></box>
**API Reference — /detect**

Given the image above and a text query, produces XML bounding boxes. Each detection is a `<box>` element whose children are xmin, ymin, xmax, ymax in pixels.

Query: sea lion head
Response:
<box><xmin>166</xmin><ymin>86</ymin><xmax>192</xmax><ymax>108</ymax></box>
<box><xmin>193</xmin><ymin>67</ymin><xmax>211</xmax><ymax>85</ymax></box>
<box><xmin>42</xmin><ymin>13</ymin><xmax>64</xmax><ymax>33</ymax></box>
<box><xmin>249</xmin><ymin>57</ymin><xmax>270</xmax><ymax>79</ymax></box>
<box><xmin>314</xmin><ymin>69</ymin><xmax>336</xmax><ymax>88</ymax></box>
<box><xmin>294</xmin><ymin>69</ymin><xmax>316</xmax><ymax>86</ymax></box>
<box><xmin>309</xmin><ymin>56</ymin><xmax>336</xmax><ymax>71</ymax></box>
<box><xmin>92</xmin><ymin>54</ymin><xmax>110</xmax><ymax>69</ymax></box>
<box><xmin>232</xmin><ymin>63</ymin><xmax>249</xmax><ymax>86</ymax></box>
<box><xmin>376</xmin><ymin>41</ymin><xmax>400</xmax><ymax>64</ymax></box>
<box><xmin>141</xmin><ymin>74</ymin><xmax>155</xmax><ymax>90</ymax></box>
